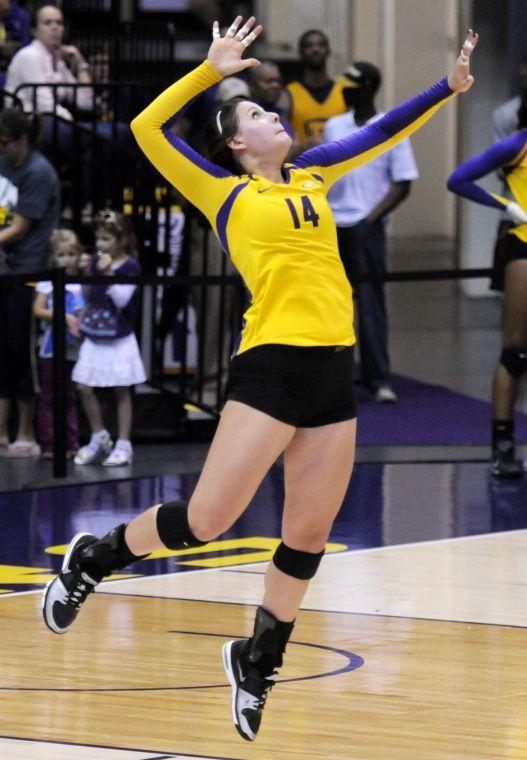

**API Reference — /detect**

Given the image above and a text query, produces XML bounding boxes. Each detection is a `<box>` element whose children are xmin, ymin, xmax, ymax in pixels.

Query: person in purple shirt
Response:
<box><xmin>72</xmin><ymin>209</ymin><xmax>146</xmax><ymax>467</ymax></box>
<box><xmin>448</xmin><ymin>94</ymin><xmax>527</xmax><ymax>479</ymax></box>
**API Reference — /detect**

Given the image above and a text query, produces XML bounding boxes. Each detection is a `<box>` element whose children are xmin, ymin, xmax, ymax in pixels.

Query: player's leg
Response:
<box><xmin>223</xmin><ymin>418</ymin><xmax>356</xmax><ymax>741</ymax></box>
<box><xmin>43</xmin><ymin>400</ymin><xmax>295</xmax><ymax>633</ymax></box>
<box><xmin>491</xmin><ymin>259</ymin><xmax>527</xmax><ymax>477</ymax></box>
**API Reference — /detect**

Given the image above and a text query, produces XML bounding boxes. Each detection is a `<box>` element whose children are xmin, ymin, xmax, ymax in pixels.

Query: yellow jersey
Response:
<box><xmin>131</xmin><ymin>61</ymin><xmax>455</xmax><ymax>355</ymax></box>
<box><xmin>447</xmin><ymin>130</ymin><xmax>527</xmax><ymax>243</ymax></box>
<box><xmin>287</xmin><ymin>79</ymin><xmax>347</xmax><ymax>141</ymax></box>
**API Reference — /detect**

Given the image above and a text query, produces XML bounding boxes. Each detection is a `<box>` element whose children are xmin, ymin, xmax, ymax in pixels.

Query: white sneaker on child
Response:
<box><xmin>374</xmin><ymin>386</ymin><xmax>398</xmax><ymax>404</ymax></box>
<box><xmin>74</xmin><ymin>431</ymin><xmax>113</xmax><ymax>465</ymax></box>
<box><xmin>102</xmin><ymin>440</ymin><xmax>133</xmax><ymax>467</ymax></box>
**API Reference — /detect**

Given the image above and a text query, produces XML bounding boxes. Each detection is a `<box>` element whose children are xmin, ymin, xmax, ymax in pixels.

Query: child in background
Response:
<box><xmin>73</xmin><ymin>209</ymin><xmax>146</xmax><ymax>466</ymax></box>
<box><xmin>34</xmin><ymin>229</ymin><xmax>84</xmax><ymax>459</ymax></box>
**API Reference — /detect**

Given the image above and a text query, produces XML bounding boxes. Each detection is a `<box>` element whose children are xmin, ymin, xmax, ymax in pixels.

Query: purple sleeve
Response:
<box><xmin>84</xmin><ymin>258</ymin><xmax>140</xmax><ymax>307</ymax></box>
<box><xmin>294</xmin><ymin>78</ymin><xmax>453</xmax><ymax>170</ymax></box>
<box><xmin>118</xmin><ymin>258</ymin><xmax>141</xmax><ymax>276</ymax></box>
<box><xmin>447</xmin><ymin>131</ymin><xmax>527</xmax><ymax>210</ymax></box>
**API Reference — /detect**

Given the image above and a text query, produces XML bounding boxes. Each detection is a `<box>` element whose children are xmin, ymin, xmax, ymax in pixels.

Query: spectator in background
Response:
<box><xmin>248</xmin><ymin>60</ymin><xmax>295</xmax><ymax>140</ymax></box>
<box><xmin>493</xmin><ymin>54</ymin><xmax>527</xmax><ymax>142</ymax></box>
<box><xmin>0</xmin><ymin>0</ymin><xmax>30</xmax><ymax>87</ymax></box>
<box><xmin>0</xmin><ymin>108</ymin><xmax>60</xmax><ymax>457</ymax></box>
<box><xmin>73</xmin><ymin>209</ymin><xmax>146</xmax><ymax>467</ymax></box>
<box><xmin>324</xmin><ymin>62</ymin><xmax>418</xmax><ymax>403</ymax></box>
<box><xmin>216</xmin><ymin>74</ymin><xmax>250</xmax><ymax>104</ymax></box>
<box><xmin>33</xmin><ymin>229</ymin><xmax>84</xmax><ymax>459</ymax></box>
<box><xmin>5</xmin><ymin>4</ymin><xmax>93</xmax><ymax>121</ymax></box>
<box><xmin>287</xmin><ymin>29</ymin><xmax>346</xmax><ymax>149</ymax></box>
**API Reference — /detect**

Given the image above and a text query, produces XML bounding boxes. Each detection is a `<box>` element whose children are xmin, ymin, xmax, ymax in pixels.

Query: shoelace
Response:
<box><xmin>245</xmin><ymin>672</ymin><xmax>278</xmax><ymax>710</ymax></box>
<box><xmin>65</xmin><ymin>572</ymin><xmax>96</xmax><ymax>609</ymax></box>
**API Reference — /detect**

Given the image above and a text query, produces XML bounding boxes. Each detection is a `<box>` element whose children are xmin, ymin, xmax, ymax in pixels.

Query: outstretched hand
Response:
<box><xmin>448</xmin><ymin>29</ymin><xmax>479</xmax><ymax>92</ymax></box>
<box><xmin>207</xmin><ymin>16</ymin><xmax>262</xmax><ymax>77</ymax></box>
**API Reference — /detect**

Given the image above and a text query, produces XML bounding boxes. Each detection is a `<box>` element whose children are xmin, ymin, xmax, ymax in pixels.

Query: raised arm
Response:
<box><xmin>130</xmin><ymin>16</ymin><xmax>262</xmax><ymax>222</ymax></box>
<box><xmin>447</xmin><ymin>131</ymin><xmax>527</xmax><ymax>221</ymax></box>
<box><xmin>295</xmin><ymin>30</ymin><xmax>478</xmax><ymax>189</ymax></box>
<box><xmin>130</xmin><ymin>62</ymin><xmax>234</xmax><ymax>219</ymax></box>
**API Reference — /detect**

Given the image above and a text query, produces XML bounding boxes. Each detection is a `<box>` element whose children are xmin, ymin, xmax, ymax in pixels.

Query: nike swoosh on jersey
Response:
<box><xmin>257</xmin><ymin>187</ymin><xmax>272</xmax><ymax>193</ymax></box>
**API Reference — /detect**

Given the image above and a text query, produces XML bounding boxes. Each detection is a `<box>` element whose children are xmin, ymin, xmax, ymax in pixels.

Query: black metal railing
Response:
<box><xmin>0</xmin><ymin>263</ymin><xmax>496</xmax><ymax>478</ymax></box>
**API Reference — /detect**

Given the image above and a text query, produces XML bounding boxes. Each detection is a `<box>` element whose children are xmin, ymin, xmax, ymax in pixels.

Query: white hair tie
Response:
<box><xmin>216</xmin><ymin>110</ymin><xmax>223</xmax><ymax>135</ymax></box>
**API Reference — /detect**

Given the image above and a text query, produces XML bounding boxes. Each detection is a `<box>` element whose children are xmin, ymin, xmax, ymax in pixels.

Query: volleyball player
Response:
<box><xmin>43</xmin><ymin>18</ymin><xmax>478</xmax><ymax>741</ymax></box>
<box><xmin>448</xmin><ymin>94</ymin><xmax>527</xmax><ymax>478</ymax></box>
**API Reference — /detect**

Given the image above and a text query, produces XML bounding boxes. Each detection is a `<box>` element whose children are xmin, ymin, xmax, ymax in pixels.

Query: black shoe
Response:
<box><xmin>42</xmin><ymin>533</ymin><xmax>99</xmax><ymax>634</ymax></box>
<box><xmin>490</xmin><ymin>449</ymin><xmax>524</xmax><ymax>479</ymax></box>
<box><xmin>222</xmin><ymin>639</ymin><xmax>278</xmax><ymax>741</ymax></box>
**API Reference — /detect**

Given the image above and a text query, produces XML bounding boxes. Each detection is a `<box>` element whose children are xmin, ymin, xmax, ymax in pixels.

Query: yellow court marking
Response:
<box><xmin>46</xmin><ymin>536</ymin><xmax>348</xmax><ymax>569</ymax></box>
<box><xmin>0</xmin><ymin>538</ymin><xmax>347</xmax><ymax>594</ymax></box>
<box><xmin>0</xmin><ymin>564</ymin><xmax>56</xmax><ymax>586</ymax></box>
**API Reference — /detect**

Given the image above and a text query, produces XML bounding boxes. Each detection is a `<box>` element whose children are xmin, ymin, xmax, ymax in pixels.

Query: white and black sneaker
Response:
<box><xmin>42</xmin><ymin>533</ymin><xmax>99</xmax><ymax>634</ymax></box>
<box><xmin>222</xmin><ymin>638</ymin><xmax>278</xmax><ymax>742</ymax></box>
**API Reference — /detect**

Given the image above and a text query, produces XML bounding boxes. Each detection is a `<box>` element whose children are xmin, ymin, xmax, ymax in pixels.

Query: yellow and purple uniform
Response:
<box><xmin>286</xmin><ymin>79</ymin><xmax>347</xmax><ymax>141</ymax></box>
<box><xmin>131</xmin><ymin>61</ymin><xmax>454</xmax><ymax>355</ymax></box>
<box><xmin>448</xmin><ymin>131</ymin><xmax>527</xmax><ymax>242</ymax></box>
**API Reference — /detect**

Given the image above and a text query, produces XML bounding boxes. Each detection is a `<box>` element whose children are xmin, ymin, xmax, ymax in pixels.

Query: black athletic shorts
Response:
<box><xmin>505</xmin><ymin>234</ymin><xmax>527</xmax><ymax>266</ymax></box>
<box><xmin>225</xmin><ymin>344</ymin><xmax>357</xmax><ymax>427</ymax></box>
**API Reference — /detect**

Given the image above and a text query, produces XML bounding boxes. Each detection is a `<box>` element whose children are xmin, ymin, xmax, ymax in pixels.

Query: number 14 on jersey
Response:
<box><xmin>285</xmin><ymin>195</ymin><xmax>320</xmax><ymax>228</ymax></box>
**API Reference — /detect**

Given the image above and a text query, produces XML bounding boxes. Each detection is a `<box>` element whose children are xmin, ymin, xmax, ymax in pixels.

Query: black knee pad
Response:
<box><xmin>272</xmin><ymin>541</ymin><xmax>324</xmax><ymax>580</ymax></box>
<box><xmin>500</xmin><ymin>347</ymin><xmax>527</xmax><ymax>378</ymax></box>
<box><xmin>156</xmin><ymin>500</ymin><xmax>208</xmax><ymax>550</ymax></box>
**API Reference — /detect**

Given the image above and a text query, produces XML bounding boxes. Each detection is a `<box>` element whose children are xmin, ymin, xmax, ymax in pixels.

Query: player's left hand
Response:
<box><xmin>448</xmin><ymin>29</ymin><xmax>478</xmax><ymax>93</ymax></box>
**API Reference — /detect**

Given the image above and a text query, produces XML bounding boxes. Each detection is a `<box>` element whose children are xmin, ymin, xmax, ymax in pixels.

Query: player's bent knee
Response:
<box><xmin>156</xmin><ymin>500</ymin><xmax>209</xmax><ymax>549</ymax></box>
<box><xmin>500</xmin><ymin>347</ymin><xmax>527</xmax><ymax>378</ymax></box>
<box><xmin>272</xmin><ymin>541</ymin><xmax>325</xmax><ymax>580</ymax></box>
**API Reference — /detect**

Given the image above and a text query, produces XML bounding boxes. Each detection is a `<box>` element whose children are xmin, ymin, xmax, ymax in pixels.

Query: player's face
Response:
<box><xmin>231</xmin><ymin>100</ymin><xmax>291</xmax><ymax>161</ymax></box>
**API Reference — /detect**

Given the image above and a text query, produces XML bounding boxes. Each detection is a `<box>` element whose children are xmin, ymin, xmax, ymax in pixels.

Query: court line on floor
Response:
<box><xmin>0</xmin><ymin>734</ymin><xmax>241</xmax><ymax>760</ymax></box>
<box><xmin>0</xmin><ymin>634</ymin><xmax>362</xmax><ymax>693</ymax></box>
<box><xmin>95</xmin><ymin>589</ymin><xmax>527</xmax><ymax>631</ymax></box>
<box><xmin>2</xmin><ymin>527</ymin><xmax>526</xmax><ymax>602</ymax></box>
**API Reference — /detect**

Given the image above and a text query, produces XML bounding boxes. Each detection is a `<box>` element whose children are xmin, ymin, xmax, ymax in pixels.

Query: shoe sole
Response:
<box><xmin>102</xmin><ymin>457</ymin><xmax>133</xmax><ymax>467</ymax></box>
<box><xmin>222</xmin><ymin>641</ymin><xmax>253</xmax><ymax>742</ymax></box>
<box><xmin>41</xmin><ymin>532</ymin><xmax>94</xmax><ymax>634</ymax></box>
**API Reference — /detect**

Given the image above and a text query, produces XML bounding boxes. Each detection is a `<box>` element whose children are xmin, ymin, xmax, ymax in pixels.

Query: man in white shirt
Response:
<box><xmin>4</xmin><ymin>5</ymin><xmax>123</xmax><ymax>209</ymax></box>
<box><xmin>5</xmin><ymin>4</ymin><xmax>92</xmax><ymax>120</ymax></box>
<box><xmin>493</xmin><ymin>96</ymin><xmax>521</xmax><ymax>142</ymax></box>
<box><xmin>323</xmin><ymin>62</ymin><xmax>418</xmax><ymax>403</ymax></box>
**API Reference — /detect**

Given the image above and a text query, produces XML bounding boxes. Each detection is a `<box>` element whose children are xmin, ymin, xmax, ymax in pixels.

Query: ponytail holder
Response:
<box><xmin>216</xmin><ymin>109</ymin><xmax>223</xmax><ymax>135</ymax></box>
